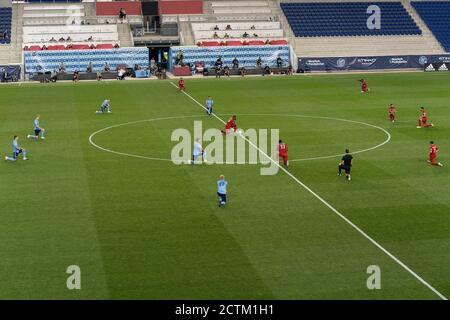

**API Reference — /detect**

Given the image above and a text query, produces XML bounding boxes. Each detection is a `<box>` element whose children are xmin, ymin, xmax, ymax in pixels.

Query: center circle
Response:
<box><xmin>88</xmin><ymin>114</ymin><xmax>391</xmax><ymax>162</ymax></box>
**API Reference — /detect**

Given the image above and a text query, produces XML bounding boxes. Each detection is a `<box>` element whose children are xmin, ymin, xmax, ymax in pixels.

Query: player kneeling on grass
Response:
<box><xmin>278</xmin><ymin>139</ymin><xmax>289</xmax><ymax>167</ymax></box>
<box><xmin>338</xmin><ymin>149</ymin><xmax>353</xmax><ymax>181</ymax></box>
<box><xmin>428</xmin><ymin>141</ymin><xmax>443</xmax><ymax>167</ymax></box>
<box><xmin>359</xmin><ymin>79</ymin><xmax>369</xmax><ymax>93</ymax></box>
<box><xmin>191</xmin><ymin>138</ymin><xmax>206</xmax><ymax>164</ymax></box>
<box><xmin>27</xmin><ymin>114</ymin><xmax>45</xmax><ymax>140</ymax></box>
<box><xmin>5</xmin><ymin>136</ymin><xmax>28</xmax><ymax>162</ymax></box>
<box><xmin>217</xmin><ymin>175</ymin><xmax>228</xmax><ymax>207</ymax></box>
<box><xmin>221</xmin><ymin>115</ymin><xmax>237</xmax><ymax>135</ymax></box>
<box><xmin>417</xmin><ymin>107</ymin><xmax>433</xmax><ymax>128</ymax></box>
<box><xmin>96</xmin><ymin>98</ymin><xmax>112</xmax><ymax>114</ymax></box>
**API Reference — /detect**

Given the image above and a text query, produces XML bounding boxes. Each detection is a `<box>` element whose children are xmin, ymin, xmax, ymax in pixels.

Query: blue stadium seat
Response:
<box><xmin>412</xmin><ymin>1</ymin><xmax>450</xmax><ymax>51</ymax></box>
<box><xmin>280</xmin><ymin>2</ymin><xmax>421</xmax><ymax>38</ymax></box>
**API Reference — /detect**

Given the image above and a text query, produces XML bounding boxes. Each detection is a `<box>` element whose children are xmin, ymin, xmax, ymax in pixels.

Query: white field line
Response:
<box><xmin>88</xmin><ymin>114</ymin><xmax>390</xmax><ymax>163</ymax></box>
<box><xmin>169</xmin><ymin>81</ymin><xmax>448</xmax><ymax>300</ymax></box>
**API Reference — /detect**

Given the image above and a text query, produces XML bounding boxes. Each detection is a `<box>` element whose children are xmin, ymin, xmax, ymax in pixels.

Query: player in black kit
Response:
<box><xmin>338</xmin><ymin>149</ymin><xmax>353</xmax><ymax>181</ymax></box>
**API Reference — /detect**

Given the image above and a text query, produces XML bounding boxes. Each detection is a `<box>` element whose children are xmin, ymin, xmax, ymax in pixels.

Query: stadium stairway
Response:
<box><xmin>83</xmin><ymin>2</ymin><xmax>133</xmax><ymax>47</ymax></box>
<box><xmin>278</xmin><ymin>0</ymin><xmax>444</xmax><ymax>57</ymax></box>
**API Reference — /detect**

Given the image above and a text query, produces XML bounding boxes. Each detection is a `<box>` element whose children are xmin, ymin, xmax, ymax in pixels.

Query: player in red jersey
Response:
<box><xmin>359</xmin><ymin>79</ymin><xmax>369</xmax><ymax>93</ymax></box>
<box><xmin>278</xmin><ymin>139</ymin><xmax>289</xmax><ymax>166</ymax></box>
<box><xmin>417</xmin><ymin>107</ymin><xmax>434</xmax><ymax>128</ymax></box>
<box><xmin>178</xmin><ymin>77</ymin><xmax>185</xmax><ymax>92</ymax></box>
<box><xmin>388</xmin><ymin>104</ymin><xmax>396</xmax><ymax>123</ymax></box>
<box><xmin>221</xmin><ymin>115</ymin><xmax>237</xmax><ymax>135</ymax></box>
<box><xmin>427</xmin><ymin>141</ymin><xmax>443</xmax><ymax>166</ymax></box>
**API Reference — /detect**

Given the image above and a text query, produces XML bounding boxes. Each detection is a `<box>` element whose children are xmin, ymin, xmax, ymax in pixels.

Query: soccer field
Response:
<box><xmin>0</xmin><ymin>72</ymin><xmax>449</xmax><ymax>299</ymax></box>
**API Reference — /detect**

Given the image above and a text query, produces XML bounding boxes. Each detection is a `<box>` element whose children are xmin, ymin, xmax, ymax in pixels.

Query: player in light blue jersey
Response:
<box><xmin>217</xmin><ymin>174</ymin><xmax>228</xmax><ymax>207</ymax></box>
<box><xmin>206</xmin><ymin>96</ymin><xmax>214</xmax><ymax>116</ymax></box>
<box><xmin>27</xmin><ymin>115</ymin><xmax>45</xmax><ymax>140</ymax></box>
<box><xmin>5</xmin><ymin>136</ymin><xmax>28</xmax><ymax>162</ymax></box>
<box><xmin>192</xmin><ymin>138</ymin><xmax>206</xmax><ymax>164</ymax></box>
<box><xmin>96</xmin><ymin>98</ymin><xmax>111</xmax><ymax>114</ymax></box>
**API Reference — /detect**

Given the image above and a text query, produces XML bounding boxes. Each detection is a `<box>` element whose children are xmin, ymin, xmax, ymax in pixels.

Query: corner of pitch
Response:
<box><xmin>170</xmin><ymin>121</ymin><xmax>280</xmax><ymax>175</ymax></box>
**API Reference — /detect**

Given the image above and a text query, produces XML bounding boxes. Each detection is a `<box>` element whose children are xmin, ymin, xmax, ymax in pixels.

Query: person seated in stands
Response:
<box><xmin>225</xmin><ymin>25</ymin><xmax>232</xmax><ymax>30</ymax></box>
<box><xmin>59</xmin><ymin>62</ymin><xmax>66</xmax><ymax>73</ymax></box>
<box><xmin>223</xmin><ymin>66</ymin><xmax>230</xmax><ymax>77</ymax></box>
<box><xmin>89</xmin><ymin>44</ymin><xmax>96</xmax><ymax>49</ymax></box>
<box><xmin>250</xmin><ymin>25</ymin><xmax>256</xmax><ymax>30</ymax></box>
<box><xmin>96</xmin><ymin>71</ymin><xmax>102</xmax><ymax>81</ymax></box>
<box><xmin>213</xmin><ymin>25</ymin><xmax>219</xmax><ymax>31</ymax></box>
<box><xmin>71</xmin><ymin>20</ymin><xmax>76</xmax><ymax>25</ymax></box>
<box><xmin>175</xmin><ymin>50</ymin><xmax>184</xmax><ymax>65</ymax></box>
<box><xmin>58</xmin><ymin>37</ymin><xmax>65</xmax><ymax>42</ymax></box>
<box><xmin>276</xmin><ymin>55</ymin><xmax>283</xmax><ymax>68</ymax></box>
<box><xmin>256</xmin><ymin>57</ymin><xmax>262</xmax><ymax>68</ymax></box>
<box><xmin>117</xmin><ymin>67</ymin><xmax>126</xmax><ymax>80</ymax></box>
<box><xmin>87</xmin><ymin>36</ymin><xmax>94</xmax><ymax>41</ymax></box>
<box><xmin>66</xmin><ymin>36</ymin><xmax>72</xmax><ymax>42</ymax></box>
<box><xmin>287</xmin><ymin>64</ymin><xmax>293</xmax><ymax>75</ymax></box>
<box><xmin>73</xmin><ymin>71</ymin><xmax>80</xmax><ymax>82</ymax></box>
<box><xmin>42</xmin><ymin>45</ymin><xmax>48</xmax><ymax>51</ymax></box>
<box><xmin>232</xmin><ymin>57</ymin><xmax>239</xmax><ymax>69</ymax></box>
<box><xmin>114</xmin><ymin>43</ymin><xmax>120</xmax><ymax>49</ymax></box>
<box><xmin>105</xmin><ymin>19</ymin><xmax>110</xmax><ymax>24</ymax></box>
<box><xmin>239</xmin><ymin>67</ymin><xmax>246</xmax><ymax>77</ymax></box>
<box><xmin>213</xmin><ymin>32</ymin><xmax>219</xmax><ymax>39</ymax></box>
<box><xmin>263</xmin><ymin>65</ymin><xmax>271</xmax><ymax>76</ymax></box>
<box><xmin>243</xmin><ymin>32</ymin><xmax>249</xmax><ymax>38</ymax></box>
<box><xmin>66</xmin><ymin>43</ymin><xmax>73</xmax><ymax>49</ymax></box>
<box><xmin>86</xmin><ymin>62</ymin><xmax>93</xmax><ymax>73</ymax></box>
<box><xmin>215</xmin><ymin>66</ymin><xmax>221</xmax><ymax>78</ymax></box>
<box><xmin>104</xmin><ymin>62</ymin><xmax>110</xmax><ymax>72</ymax></box>
<box><xmin>119</xmin><ymin>8</ymin><xmax>127</xmax><ymax>23</ymax></box>
<box><xmin>215</xmin><ymin>57</ymin><xmax>223</xmax><ymax>69</ymax></box>
<box><xmin>49</xmin><ymin>37</ymin><xmax>57</xmax><ymax>42</ymax></box>
<box><xmin>253</xmin><ymin>33</ymin><xmax>258</xmax><ymax>38</ymax></box>
<box><xmin>50</xmin><ymin>70</ymin><xmax>58</xmax><ymax>83</ymax></box>
<box><xmin>224</xmin><ymin>33</ymin><xmax>230</xmax><ymax>39</ymax></box>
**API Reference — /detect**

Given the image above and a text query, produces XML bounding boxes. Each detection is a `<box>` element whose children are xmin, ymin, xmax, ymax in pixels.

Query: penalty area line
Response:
<box><xmin>169</xmin><ymin>81</ymin><xmax>447</xmax><ymax>300</ymax></box>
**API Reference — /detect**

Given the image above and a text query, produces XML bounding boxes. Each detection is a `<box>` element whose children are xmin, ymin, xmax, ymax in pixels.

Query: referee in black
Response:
<box><xmin>338</xmin><ymin>149</ymin><xmax>353</xmax><ymax>181</ymax></box>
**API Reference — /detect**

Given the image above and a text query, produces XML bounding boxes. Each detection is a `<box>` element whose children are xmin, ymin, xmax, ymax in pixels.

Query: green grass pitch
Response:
<box><xmin>0</xmin><ymin>72</ymin><xmax>449</xmax><ymax>299</ymax></box>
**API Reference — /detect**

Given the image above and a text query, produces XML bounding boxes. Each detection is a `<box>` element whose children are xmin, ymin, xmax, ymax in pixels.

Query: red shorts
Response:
<box><xmin>279</xmin><ymin>153</ymin><xmax>288</xmax><ymax>162</ymax></box>
<box><xmin>389</xmin><ymin>114</ymin><xmax>395</xmax><ymax>120</ymax></box>
<box><xmin>421</xmin><ymin>117</ymin><xmax>427</xmax><ymax>124</ymax></box>
<box><xmin>179</xmin><ymin>84</ymin><xmax>185</xmax><ymax>90</ymax></box>
<box><xmin>225</xmin><ymin>127</ymin><xmax>236</xmax><ymax>135</ymax></box>
<box><xmin>430</xmin><ymin>154</ymin><xmax>436</xmax><ymax>163</ymax></box>
<box><xmin>362</xmin><ymin>85</ymin><xmax>368</xmax><ymax>92</ymax></box>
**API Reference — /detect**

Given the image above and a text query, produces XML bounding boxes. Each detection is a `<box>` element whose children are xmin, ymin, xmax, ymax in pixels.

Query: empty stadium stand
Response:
<box><xmin>20</xmin><ymin>1</ymin><xmax>140</xmax><ymax>52</ymax></box>
<box><xmin>191</xmin><ymin>21</ymin><xmax>287</xmax><ymax>46</ymax></box>
<box><xmin>279</xmin><ymin>0</ymin><xmax>444</xmax><ymax>57</ymax></box>
<box><xmin>412</xmin><ymin>1</ymin><xmax>450</xmax><ymax>52</ymax></box>
<box><xmin>282</xmin><ymin>1</ymin><xmax>421</xmax><ymax>37</ymax></box>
